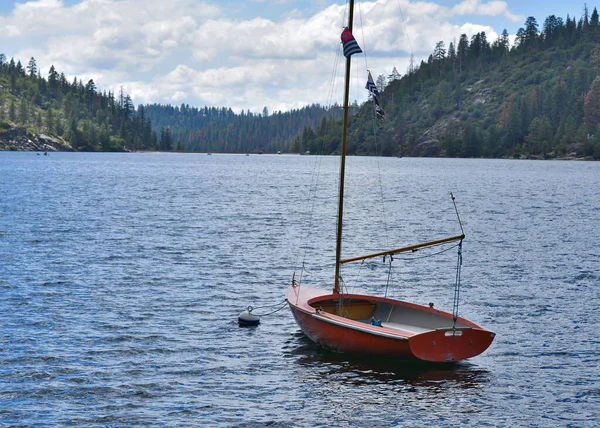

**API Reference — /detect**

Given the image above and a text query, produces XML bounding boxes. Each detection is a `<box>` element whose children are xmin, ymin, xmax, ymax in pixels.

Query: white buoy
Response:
<box><xmin>238</xmin><ymin>307</ymin><xmax>260</xmax><ymax>326</ymax></box>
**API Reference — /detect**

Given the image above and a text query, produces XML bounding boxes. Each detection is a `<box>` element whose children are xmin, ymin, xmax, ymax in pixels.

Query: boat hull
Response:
<box><xmin>288</xmin><ymin>302</ymin><xmax>413</xmax><ymax>357</ymax></box>
<box><xmin>287</xmin><ymin>283</ymin><xmax>495</xmax><ymax>363</ymax></box>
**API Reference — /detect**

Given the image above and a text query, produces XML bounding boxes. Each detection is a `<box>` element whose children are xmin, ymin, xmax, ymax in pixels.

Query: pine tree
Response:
<box><xmin>26</xmin><ymin>57</ymin><xmax>37</xmax><ymax>77</ymax></box>
<box><xmin>457</xmin><ymin>34</ymin><xmax>469</xmax><ymax>73</ymax></box>
<box><xmin>9</xmin><ymin>99</ymin><xmax>16</xmax><ymax>122</ymax></box>
<box><xmin>46</xmin><ymin>107</ymin><xmax>54</xmax><ymax>134</ymax></box>
<box><xmin>388</xmin><ymin>67</ymin><xmax>401</xmax><ymax>82</ymax></box>
<box><xmin>19</xmin><ymin>98</ymin><xmax>27</xmax><ymax>126</ymax></box>
<box><xmin>584</xmin><ymin>76</ymin><xmax>600</xmax><ymax>133</ymax></box>
<box><xmin>48</xmin><ymin>65</ymin><xmax>59</xmax><ymax>98</ymax></box>
<box><xmin>376</xmin><ymin>74</ymin><xmax>387</xmax><ymax>92</ymax></box>
<box><xmin>524</xmin><ymin>17</ymin><xmax>540</xmax><ymax>47</ymax></box>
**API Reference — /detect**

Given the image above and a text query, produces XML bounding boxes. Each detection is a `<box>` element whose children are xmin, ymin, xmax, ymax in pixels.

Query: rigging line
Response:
<box><xmin>396</xmin><ymin>0</ymin><xmax>414</xmax><ymax>56</ymax></box>
<box><xmin>434</xmin><ymin>136</ymin><xmax>461</xmax><ymax>216</ymax></box>
<box><xmin>384</xmin><ymin>255</ymin><xmax>394</xmax><ymax>300</ymax></box>
<box><xmin>326</xmin><ymin>0</ymin><xmax>348</xmax><ymax>110</ymax></box>
<box><xmin>371</xmin><ymin>105</ymin><xmax>391</xmax><ymax>252</ymax></box>
<box><xmin>358</xmin><ymin>1</ymin><xmax>369</xmax><ymax>72</ymax></box>
<box><xmin>433</xmin><ymin>142</ymin><xmax>464</xmax><ymax>237</ymax></box>
<box><xmin>292</xmin><ymin>144</ymin><xmax>325</xmax><ymax>281</ymax></box>
<box><xmin>452</xmin><ymin>240</ymin><xmax>463</xmax><ymax>326</ymax></box>
<box><xmin>451</xmin><ymin>192</ymin><xmax>465</xmax><ymax>235</ymax></box>
<box><xmin>327</xmin><ymin>42</ymin><xmax>343</xmax><ymax>109</ymax></box>
<box><xmin>349</xmin><ymin>259</ymin><xmax>366</xmax><ymax>293</ymax></box>
<box><xmin>356</xmin><ymin>0</ymin><xmax>392</xmax><ymax>254</ymax></box>
<box><xmin>296</xmin><ymin>155</ymin><xmax>324</xmax><ymax>272</ymax></box>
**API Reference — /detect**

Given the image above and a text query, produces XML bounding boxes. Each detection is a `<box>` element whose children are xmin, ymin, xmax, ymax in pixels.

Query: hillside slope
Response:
<box><xmin>300</xmin><ymin>9</ymin><xmax>600</xmax><ymax>159</ymax></box>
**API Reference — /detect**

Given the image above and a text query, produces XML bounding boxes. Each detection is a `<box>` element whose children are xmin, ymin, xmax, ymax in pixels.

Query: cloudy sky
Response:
<box><xmin>0</xmin><ymin>0</ymin><xmax>589</xmax><ymax>113</ymax></box>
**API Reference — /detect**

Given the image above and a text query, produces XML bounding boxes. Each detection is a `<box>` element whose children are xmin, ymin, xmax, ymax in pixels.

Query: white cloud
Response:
<box><xmin>452</xmin><ymin>0</ymin><xmax>522</xmax><ymax>22</ymax></box>
<box><xmin>0</xmin><ymin>0</ymin><xmax>522</xmax><ymax>112</ymax></box>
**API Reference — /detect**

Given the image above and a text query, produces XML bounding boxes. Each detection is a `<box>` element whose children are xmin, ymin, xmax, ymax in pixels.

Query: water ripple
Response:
<box><xmin>1</xmin><ymin>153</ymin><xmax>599</xmax><ymax>426</ymax></box>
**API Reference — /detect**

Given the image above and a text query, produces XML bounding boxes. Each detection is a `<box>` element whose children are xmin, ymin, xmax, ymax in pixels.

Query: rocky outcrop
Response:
<box><xmin>411</xmin><ymin>139</ymin><xmax>442</xmax><ymax>157</ymax></box>
<box><xmin>0</xmin><ymin>126</ymin><xmax>73</xmax><ymax>152</ymax></box>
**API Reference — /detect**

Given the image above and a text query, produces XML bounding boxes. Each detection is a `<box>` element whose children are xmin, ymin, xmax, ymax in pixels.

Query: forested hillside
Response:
<box><xmin>1</xmin><ymin>5</ymin><xmax>600</xmax><ymax>158</ymax></box>
<box><xmin>143</xmin><ymin>103</ymin><xmax>343</xmax><ymax>153</ymax></box>
<box><xmin>299</xmin><ymin>6</ymin><xmax>600</xmax><ymax>159</ymax></box>
<box><xmin>0</xmin><ymin>53</ymin><xmax>342</xmax><ymax>153</ymax></box>
<box><xmin>0</xmin><ymin>56</ymin><xmax>157</xmax><ymax>151</ymax></box>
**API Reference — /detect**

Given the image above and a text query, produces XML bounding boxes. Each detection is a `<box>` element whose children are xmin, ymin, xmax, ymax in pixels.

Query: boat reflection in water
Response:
<box><xmin>286</xmin><ymin>333</ymin><xmax>491</xmax><ymax>389</ymax></box>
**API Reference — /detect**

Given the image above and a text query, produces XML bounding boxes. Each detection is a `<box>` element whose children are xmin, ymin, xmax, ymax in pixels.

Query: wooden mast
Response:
<box><xmin>334</xmin><ymin>0</ymin><xmax>355</xmax><ymax>294</ymax></box>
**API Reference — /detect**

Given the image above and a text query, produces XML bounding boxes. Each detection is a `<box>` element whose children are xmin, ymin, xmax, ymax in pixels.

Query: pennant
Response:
<box><xmin>341</xmin><ymin>27</ymin><xmax>362</xmax><ymax>58</ymax></box>
<box><xmin>365</xmin><ymin>70</ymin><xmax>385</xmax><ymax>119</ymax></box>
<box><xmin>365</xmin><ymin>71</ymin><xmax>380</xmax><ymax>98</ymax></box>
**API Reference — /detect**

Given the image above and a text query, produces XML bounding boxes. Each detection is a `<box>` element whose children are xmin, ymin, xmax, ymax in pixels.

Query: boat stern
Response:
<box><xmin>408</xmin><ymin>327</ymin><xmax>495</xmax><ymax>363</ymax></box>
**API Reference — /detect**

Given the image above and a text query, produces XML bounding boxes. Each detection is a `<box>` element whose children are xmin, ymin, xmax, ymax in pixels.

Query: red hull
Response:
<box><xmin>287</xmin><ymin>283</ymin><xmax>495</xmax><ymax>363</ymax></box>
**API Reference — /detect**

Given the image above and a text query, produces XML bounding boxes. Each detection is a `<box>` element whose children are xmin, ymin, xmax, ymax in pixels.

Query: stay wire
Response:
<box><xmin>452</xmin><ymin>240</ymin><xmax>463</xmax><ymax>326</ymax></box>
<box><xmin>295</xmin><ymin>2</ymin><xmax>348</xmax><ymax>286</ymax></box>
<box><xmin>451</xmin><ymin>192</ymin><xmax>465</xmax><ymax>235</ymax></box>
<box><xmin>396</xmin><ymin>0</ymin><xmax>414</xmax><ymax>56</ymax></box>
<box><xmin>357</xmin><ymin>1</ymin><xmax>391</xmax><ymax>254</ymax></box>
<box><xmin>294</xmin><ymin>155</ymin><xmax>324</xmax><ymax>284</ymax></box>
<box><xmin>383</xmin><ymin>254</ymin><xmax>395</xmax><ymax>300</ymax></box>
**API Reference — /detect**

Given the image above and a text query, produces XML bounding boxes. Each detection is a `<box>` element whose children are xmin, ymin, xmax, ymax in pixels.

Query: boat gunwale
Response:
<box><xmin>287</xmin><ymin>285</ymin><xmax>490</xmax><ymax>340</ymax></box>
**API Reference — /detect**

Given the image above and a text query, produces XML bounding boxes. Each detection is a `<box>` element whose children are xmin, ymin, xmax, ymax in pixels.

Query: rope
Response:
<box><xmin>247</xmin><ymin>300</ymin><xmax>288</xmax><ymax>317</ymax></box>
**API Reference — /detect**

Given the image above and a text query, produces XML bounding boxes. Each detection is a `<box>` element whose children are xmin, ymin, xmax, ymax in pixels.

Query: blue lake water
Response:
<box><xmin>1</xmin><ymin>152</ymin><xmax>599</xmax><ymax>426</ymax></box>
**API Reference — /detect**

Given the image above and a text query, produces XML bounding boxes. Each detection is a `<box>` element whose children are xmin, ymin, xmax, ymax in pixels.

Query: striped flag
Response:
<box><xmin>366</xmin><ymin>71</ymin><xmax>385</xmax><ymax>119</ymax></box>
<box><xmin>341</xmin><ymin>27</ymin><xmax>362</xmax><ymax>58</ymax></box>
<box><xmin>365</xmin><ymin>71</ymin><xmax>380</xmax><ymax>98</ymax></box>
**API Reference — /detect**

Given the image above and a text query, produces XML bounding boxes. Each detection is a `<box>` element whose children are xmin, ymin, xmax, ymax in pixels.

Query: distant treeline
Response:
<box><xmin>0</xmin><ymin>53</ymin><xmax>342</xmax><ymax>153</ymax></box>
<box><xmin>143</xmin><ymin>103</ymin><xmax>344</xmax><ymax>153</ymax></box>
<box><xmin>1</xmin><ymin>4</ymin><xmax>600</xmax><ymax>158</ymax></box>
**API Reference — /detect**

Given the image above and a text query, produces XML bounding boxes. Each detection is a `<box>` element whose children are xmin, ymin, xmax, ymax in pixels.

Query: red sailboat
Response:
<box><xmin>286</xmin><ymin>1</ymin><xmax>495</xmax><ymax>363</ymax></box>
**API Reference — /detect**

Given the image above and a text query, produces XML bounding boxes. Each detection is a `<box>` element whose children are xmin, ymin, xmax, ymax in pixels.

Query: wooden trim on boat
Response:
<box><xmin>340</xmin><ymin>234</ymin><xmax>465</xmax><ymax>264</ymax></box>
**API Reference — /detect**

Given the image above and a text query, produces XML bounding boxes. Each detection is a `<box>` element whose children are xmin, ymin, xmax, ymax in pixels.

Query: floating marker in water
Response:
<box><xmin>238</xmin><ymin>306</ymin><xmax>260</xmax><ymax>326</ymax></box>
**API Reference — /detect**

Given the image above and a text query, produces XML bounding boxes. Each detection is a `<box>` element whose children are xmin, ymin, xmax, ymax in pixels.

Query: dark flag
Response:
<box><xmin>365</xmin><ymin>71</ymin><xmax>385</xmax><ymax>119</ymax></box>
<box><xmin>365</xmin><ymin>71</ymin><xmax>380</xmax><ymax>98</ymax></box>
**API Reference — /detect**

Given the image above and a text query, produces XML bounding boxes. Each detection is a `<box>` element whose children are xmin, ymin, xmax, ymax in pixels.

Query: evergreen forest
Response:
<box><xmin>1</xmin><ymin>4</ymin><xmax>600</xmax><ymax>159</ymax></box>
<box><xmin>301</xmin><ymin>5</ymin><xmax>600</xmax><ymax>159</ymax></box>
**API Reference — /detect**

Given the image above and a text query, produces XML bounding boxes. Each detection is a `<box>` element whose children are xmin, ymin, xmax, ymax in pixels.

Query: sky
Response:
<box><xmin>0</xmin><ymin>0</ymin><xmax>592</xmax><ymax>113</ymax></box>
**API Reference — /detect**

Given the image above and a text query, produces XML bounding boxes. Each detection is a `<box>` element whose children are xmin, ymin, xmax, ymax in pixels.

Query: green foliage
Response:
<box><xmin>2</xmin><ymin>5</ymin><xmax>600</xmax><ymax>158</ymax></box>
<box><xmin>298</xmin><ymin>5</ymin><xmax>600</xmax><ymax>159</ymax></box>
<box><xmin>0</xmin><ymin>57</ymin><xmax>157</xmax><ymax>151</ymax></box>
<box><xmin>142</xmin><ymin>103</ymin><xmax>343</xmax><ymax>154</ymax></box>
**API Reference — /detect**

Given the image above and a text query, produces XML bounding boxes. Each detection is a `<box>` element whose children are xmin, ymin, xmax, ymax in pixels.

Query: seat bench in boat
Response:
<box><xmin>380</xmin><ymin>322</ymin><xmax>432</xmax><ymax>334</ymax></box>
<box><xmin>317</xmin><ymin>301</ymin><xmax>376</xmax><ymax>320</ymax></box>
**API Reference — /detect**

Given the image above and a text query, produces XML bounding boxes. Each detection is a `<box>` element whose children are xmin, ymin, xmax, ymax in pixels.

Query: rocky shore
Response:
<box><xmin>0</xmin><ymin>126</ymin><xmax>73</xmax><ymax>152</ymax></box>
